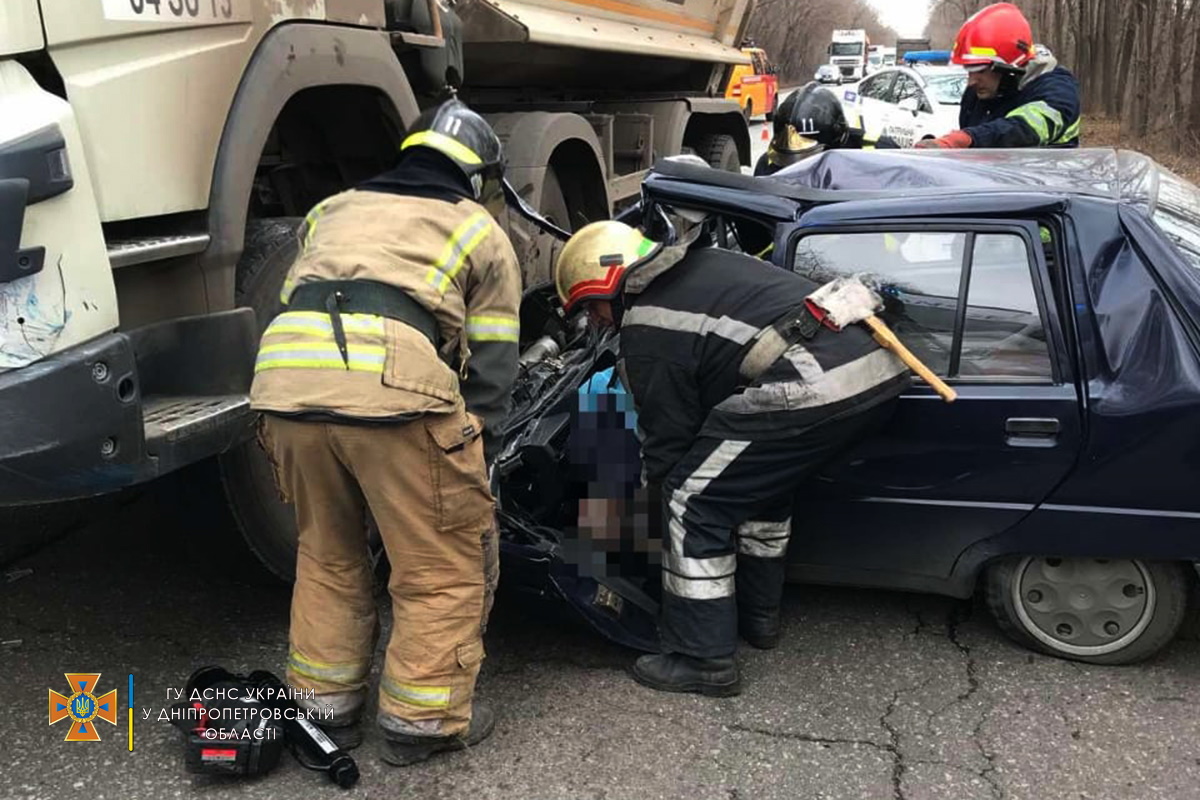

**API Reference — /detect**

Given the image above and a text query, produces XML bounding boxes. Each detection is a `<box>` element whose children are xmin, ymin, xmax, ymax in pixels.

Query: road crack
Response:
<box><xmin>947</xmin><ymin>606</ymin><xmax>1003</xmax><ymax>800</ymax></box>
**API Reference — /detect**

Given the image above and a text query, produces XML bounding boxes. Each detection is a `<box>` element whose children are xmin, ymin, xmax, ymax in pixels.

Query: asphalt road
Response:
<box><xmin>4</xmin><ymin>467</ymin><xmax>1200</xmax><ymax>800</ymax></box>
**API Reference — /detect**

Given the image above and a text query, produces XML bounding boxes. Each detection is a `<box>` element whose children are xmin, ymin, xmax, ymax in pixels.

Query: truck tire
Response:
<box><xmin>695</xmin><ymin>133</ymin><xmax>741</xmax><ymax>173</ymax></box>
<box><xmin>538</xmin><ymin>167</ymin><xmax>572</xmax><ymax>285</ymax></box>
<box><xmin>218</xmin><ymin>218</ymin><xmax>304</xmax><ymax>582</ymax></box>
<box><xmin>984</xmin><ymin>555</ymin><xmax>1191</xmax><ymax>665</ymax></box>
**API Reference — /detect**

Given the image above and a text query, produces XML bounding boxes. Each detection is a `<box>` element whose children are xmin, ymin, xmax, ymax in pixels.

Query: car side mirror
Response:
<box><xmin>898</xmin><ymin>97</ymin><xmax>919</xmax><ymax>116</ymax></box>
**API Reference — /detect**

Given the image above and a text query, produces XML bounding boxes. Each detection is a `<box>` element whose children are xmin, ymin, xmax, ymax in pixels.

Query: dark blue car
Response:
<box><xmin>495</xmin><ymin>148</ymin><xmax>1200</xmax><ymax>666</ymax></box>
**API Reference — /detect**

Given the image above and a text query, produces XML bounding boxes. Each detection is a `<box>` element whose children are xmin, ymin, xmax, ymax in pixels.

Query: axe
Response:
<box><xmin>806</xmin><ymin>277</ymin><xmax>957</xmax><ymax>403</ymax></box>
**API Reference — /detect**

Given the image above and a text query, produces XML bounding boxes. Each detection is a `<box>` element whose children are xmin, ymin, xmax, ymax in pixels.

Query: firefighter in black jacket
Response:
<box><xmin>916</xmin><ymin>3</ymin><xmax>1080</xmax><ymax>149</ymax></box>
<box><xmin>554</xmin><ymin>220</ymin><xmax>910</xmax><ymax>696</ymax></box>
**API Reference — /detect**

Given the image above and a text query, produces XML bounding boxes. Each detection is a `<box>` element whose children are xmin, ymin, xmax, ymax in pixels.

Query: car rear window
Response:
<box><xmin>793</xmin><ymin>230</ymin><xmax>1052</xmax><ymax>380</ymax></box>
<box><xmin>1150</xmin><ymin>168</ymin><xmax>1200</xmax><ymax>273</ymax></box>
<box><xmin>925</xmin><ymin>73</ymin><xmax>967</xmax><ymax>104</ymax></box>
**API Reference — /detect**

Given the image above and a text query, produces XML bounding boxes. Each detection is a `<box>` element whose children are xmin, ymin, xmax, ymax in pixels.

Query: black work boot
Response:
<box><xmin>381</xmin><ymin>703</ymin><xmax>496</xmax><ymax>767</ymax></box>
<box><xmin>739</xmin><ymin>607</ymin><xmax>781</xmax><ymax>650</ymax></box>
<box><xmin>632</xmin><ymin>653</ymin><xmax>741</xmax><ymax>697</ymax></box>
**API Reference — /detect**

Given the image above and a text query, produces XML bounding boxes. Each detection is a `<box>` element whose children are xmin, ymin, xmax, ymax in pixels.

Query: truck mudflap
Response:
<box><xmin>0</xmin><ymin>308</ymin><xmax>258</xmax><ymax>505</ymax></box>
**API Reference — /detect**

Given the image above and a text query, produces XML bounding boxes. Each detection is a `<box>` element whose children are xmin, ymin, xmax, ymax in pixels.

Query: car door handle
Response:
<box><xmin>1006</xmin><ymin>417</ymin><xmax>1060</xmax><ymax>447</ymax></box>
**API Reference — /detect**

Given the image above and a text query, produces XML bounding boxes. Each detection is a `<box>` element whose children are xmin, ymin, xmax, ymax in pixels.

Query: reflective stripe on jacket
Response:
<box><xmin>250</xmin><ymin>190</ymin><xmax>521</xmax><ymax>444</ymax></box>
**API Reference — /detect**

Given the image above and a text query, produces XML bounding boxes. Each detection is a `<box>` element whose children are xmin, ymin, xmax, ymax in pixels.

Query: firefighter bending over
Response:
<box><xmin>249</xmin><ymin>100</ymin><xmax>520</xmax><ymax>764</ymax></box>
<box><xmin>554</xmin><ymin>219</ymin><xmax>909</xmax><ymax>696</ymax></box>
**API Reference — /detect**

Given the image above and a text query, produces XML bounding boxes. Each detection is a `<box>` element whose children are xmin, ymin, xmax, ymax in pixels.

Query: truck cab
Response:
<box><xmin>828</xmin><ymin>28</ymin><xmax>869</xmax><ymax>82</ymax></box>
<box><xmin>0</xmin><ymin>0</ymin><xmax>754</xmax><ymax>576</ymax></box>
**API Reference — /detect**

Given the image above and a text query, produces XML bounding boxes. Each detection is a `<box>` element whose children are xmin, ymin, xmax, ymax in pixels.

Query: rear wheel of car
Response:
<box><xmin>984</xmin><ymin>556</ymin><xmax>1192</xmax><ymax>665</ymax></box>
<box><xmin>694</xmin><ymin>133</ymin><xmax>741</xmax><ymax>173</ymax></box>
<box><xmin>765</xmin><ymin>95</ymin><xmax>776</xmax><ymax>123</ymax></box>
<box><xmin>743</xmin><ymin>99</ymin><xmax>753</xmax><ymax>122</ymax></box>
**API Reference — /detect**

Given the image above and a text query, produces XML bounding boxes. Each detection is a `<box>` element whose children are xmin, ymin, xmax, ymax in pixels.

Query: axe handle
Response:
<box><xmin>862</xmin><ymin>316</ymin><xmax>957</xmax><ymax>403</ymax></box>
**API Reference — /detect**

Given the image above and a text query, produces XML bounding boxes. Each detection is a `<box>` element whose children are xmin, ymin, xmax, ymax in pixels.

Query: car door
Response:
<box><xmin>778</xmin><ymin>218</ymin><xmax>1083</xmax><ymax>584</ymax></box>
<box><xmin>886</xmin><ymin>73</ymin><xmax>926</xmax><ymax>146</ymax></box>
<box><xmin>851</xmin><ymin>72</ymin><xmax>897</xmax><ymax>139</ymax></box>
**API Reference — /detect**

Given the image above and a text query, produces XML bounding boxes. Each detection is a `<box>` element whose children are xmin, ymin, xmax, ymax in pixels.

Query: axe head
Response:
<box><xmin>806</xmin><ymin>276</ymin><xmax>884</xmax><ymax>330</ymax></box>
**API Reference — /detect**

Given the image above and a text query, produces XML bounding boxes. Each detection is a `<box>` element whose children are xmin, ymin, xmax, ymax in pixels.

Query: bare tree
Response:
<box><xmin>744</xmin><ymin>0</ymin><xmax>899</xmax><ymax>83</ymax></box>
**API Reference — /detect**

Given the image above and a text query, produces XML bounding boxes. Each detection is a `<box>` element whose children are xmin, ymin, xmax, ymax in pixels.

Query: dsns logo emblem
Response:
<box><xmin>49</xmin><ymin>673</ymin><xmax>117</xmax><ymax>742</ymax></box>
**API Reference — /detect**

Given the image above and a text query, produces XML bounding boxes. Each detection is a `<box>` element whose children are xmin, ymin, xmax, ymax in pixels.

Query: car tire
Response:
<box><xmin>984</xmin><ymin>556</ymin><xmax>1192</xmax><ymax>665</ymax></box>
<box><xmin>765</xmin><ymin>96</ymin><xmax>776</xmax><ymax>123</ymax></box>
<box><xmin>694</xmin><ymin>133</ymin><xmax>741</xmax><ymax>173</ymax></box>
<box><xmin>743</xmin><ymin>99</ymin><xmax>753</xmax><ymax>122</ymax></box>
<box><xmin>217</xmin><ymin>218</ymin><xmax>387</xmax><ymax>585</ymax></box>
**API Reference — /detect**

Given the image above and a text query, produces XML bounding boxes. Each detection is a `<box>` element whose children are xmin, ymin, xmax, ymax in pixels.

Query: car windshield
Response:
<box><xmin>924</xmin><ymin>73</ymin><xmax>967</xmax><ymax>104</ymax></box>
<box><xmin>1151</xmin><ymin>167</ymin><xmax>1200</xmax><ymax>273</ymax></box>
<box><xmin>831</xmin><ymin>43</ymin><xmax>863</xmax><ymax>56</ymax></box>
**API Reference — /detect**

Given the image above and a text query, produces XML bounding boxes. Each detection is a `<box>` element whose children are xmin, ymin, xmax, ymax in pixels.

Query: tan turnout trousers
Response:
<box><xmin>261</xmin><ymin>406</ymin><xmax>497</xmax><ymax>737</ymax></box>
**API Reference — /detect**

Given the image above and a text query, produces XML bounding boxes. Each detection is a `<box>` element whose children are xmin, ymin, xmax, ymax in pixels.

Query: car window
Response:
<box><xmin>1150</xmin><ymin>167</ymin><xmax>1200</xmax><ymax>273</ymax></box>
<box><xmin>925</xmin><ymin>72</ymin><xmax>967</xmax><ymax>104</ymax></box>
<box><xmin>792</xmin><ymin>231</ymin><xmax>1052</xmax><ymax>380</ymax></box>
<box><xmin>961</xmin><ymin>234</ymin><xmax>1052</xmax><ymax>379</ymax></box>
<box><xmin>859</xmin><ymin>73</ymin><xmax>895</xmax><ymax>102</ymax></box>
<box><xmin>892</xmin><ymin>74</ymin><xmax>924</xmax><ymax>108</ymax></box>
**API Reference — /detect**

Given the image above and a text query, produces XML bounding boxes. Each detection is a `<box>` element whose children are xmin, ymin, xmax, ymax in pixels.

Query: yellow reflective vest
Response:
<box><xmin>250</xmin><ymin>189</ymin><xmax>522</xmax><ymax>443</ymax></box>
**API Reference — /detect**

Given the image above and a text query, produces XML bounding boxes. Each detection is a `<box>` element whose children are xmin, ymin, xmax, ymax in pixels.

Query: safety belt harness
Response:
<box><xmin>289</xmin><ymin>280</ymin><xmax>440</xmax><ymax>368</ymax></box>
<box><xmin>737</xmin><ymin>302</ymin><xmax>824</xmax><ymax>382</ymax></box>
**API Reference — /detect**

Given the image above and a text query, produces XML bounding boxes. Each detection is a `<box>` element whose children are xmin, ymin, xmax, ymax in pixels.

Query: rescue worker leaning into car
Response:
<box><xmin>754</xmin><ymin>82</ymin><xmax>899</xmax><ymax>176</ymax></box>
<box><xmin>249</xmin><ymin>99</ymin><xmax>521</xmax><ymax>765</ymax></box>
<box><xmin>554</xmin><ymin>218</ymin><xmax>910</xmax><ymax>696</ymax></box>
<box><xmin>916</xmin><ymin>2</ymin><xmax>1080</xmax><ymax>149</ymax></box>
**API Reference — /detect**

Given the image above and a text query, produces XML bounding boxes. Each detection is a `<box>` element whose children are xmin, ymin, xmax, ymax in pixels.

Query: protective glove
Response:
<box><xmin>914</xmin><ymin>130</ymin><xmax>973</xmax><ymax>149</ymax></box>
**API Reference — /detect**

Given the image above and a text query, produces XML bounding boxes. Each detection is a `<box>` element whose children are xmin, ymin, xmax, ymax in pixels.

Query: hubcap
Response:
<box><xmin>1011</xmin><ymin>557</ymin><xmax>1155</xmax><ymax>656</ymax></box>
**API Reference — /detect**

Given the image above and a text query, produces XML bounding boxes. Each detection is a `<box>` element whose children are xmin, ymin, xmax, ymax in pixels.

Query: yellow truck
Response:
<box><xmin>0</xmin><ymin>0</ymin><xmax>753</xmax><ymax>572</ymax></box>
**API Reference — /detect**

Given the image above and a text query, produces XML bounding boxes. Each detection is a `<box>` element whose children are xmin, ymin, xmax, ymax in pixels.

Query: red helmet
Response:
<box><xmin>951</xmin><ymin>3</ymin><xmax>1036</xmax><ymax>71</ymax></box>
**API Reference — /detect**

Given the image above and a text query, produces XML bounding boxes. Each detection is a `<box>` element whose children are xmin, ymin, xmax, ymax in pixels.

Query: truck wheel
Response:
<box><xmin>218</xmin><ymin>218</ymin><xmax>303</xmax><ymax>582</ymax></box>
<box><xmin>538</xmin><ymin>167</ymin><xmax>571</xmax><ymax>285</ymax></box>
<box><xmin>765</xmin><ymin>96</ymin><xmax>777</xmax><ymax>123</ymax></box>
<box><xmin>984</xmin><ymin>556</ymin><xmax>1191</xmax><ymax>665</ymax></box>
<box><xmin>695</xmin><ymin>134</ymin><xmax>741</xmax><ymax>173</ymax></box>
<box><xmin>218</xmin><ymin>219</ymin><xmax>389</xmax><ymax>585</ymax></box>
<box><xmin>743</xmin><ymin>99</ymin><xmax>754</xmax><ymax>122</ymax></box>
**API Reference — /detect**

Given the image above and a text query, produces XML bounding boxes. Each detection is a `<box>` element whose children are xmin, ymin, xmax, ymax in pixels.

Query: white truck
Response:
<box><xmin>828</xmin><ymin>28</ymin><xmax>868</xmax><ymax>82</ymax></box>
<box><xmin>0</xmin><ymin>0</ymin><xmax>754</xmax><ymax>575</ymax></box>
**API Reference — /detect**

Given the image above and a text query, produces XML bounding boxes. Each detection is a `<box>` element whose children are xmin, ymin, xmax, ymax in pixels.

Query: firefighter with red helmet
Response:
<box><xmin>916</xmin><ymin>2</ymin><xmax>1080</xmax><ymax>149</ymax></box>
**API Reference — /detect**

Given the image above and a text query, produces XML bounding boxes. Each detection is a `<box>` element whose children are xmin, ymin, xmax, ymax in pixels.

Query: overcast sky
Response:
<box><xmin>867</xmin><ymin>0</ymin><xmax>932</xmax><ymax>39</ymax></box>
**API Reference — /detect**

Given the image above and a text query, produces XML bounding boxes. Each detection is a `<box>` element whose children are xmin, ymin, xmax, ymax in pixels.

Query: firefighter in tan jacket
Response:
<box><xmin>249</xmin><ymin>100</ymin><xmax>521</xmax><ymax>766</ymax></box>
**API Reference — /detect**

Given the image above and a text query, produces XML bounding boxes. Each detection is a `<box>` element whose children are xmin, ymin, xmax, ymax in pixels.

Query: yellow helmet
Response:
<box><xmin>554</xmin><ymin>221</ymin><xmax>662</xmax><ymax>312</ymax></box>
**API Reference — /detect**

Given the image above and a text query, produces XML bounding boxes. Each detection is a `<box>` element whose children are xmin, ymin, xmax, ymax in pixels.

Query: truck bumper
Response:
<box><xmin>0</xmin><ymin>308</ymin><xmax>258</xmax><ymax>505</ymax></box>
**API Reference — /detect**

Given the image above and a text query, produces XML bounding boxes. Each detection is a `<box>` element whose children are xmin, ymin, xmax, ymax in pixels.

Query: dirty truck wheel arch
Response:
<box><xmin>202</xmin><ymin>23</ymin><xmax>421</xmax><ymax>312</ymax></box>
<box><xmin>486</xmin><ymin>112</ymin><xmax>609</xmax><ymax>286</ymax></box>
<box><xmin>681</xmin><ymin>99</ymin><xmax>752</xmax><ymax>170</ymax></box>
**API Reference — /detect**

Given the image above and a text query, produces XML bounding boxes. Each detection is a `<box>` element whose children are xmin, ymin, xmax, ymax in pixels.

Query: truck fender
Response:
<box><xmin>202</xmin><ymin>23</ymin><xmax>421</xmax><ymax>311</ymax></box>
<box><xmin>682</xmin><ymin>97</ymin><xmax>752</xmax><ymax>167</ymax></box>
<box><xmin>485</xmin><ymin>111</ymin><xmax>610</xmax><ymax>213</ymax></box>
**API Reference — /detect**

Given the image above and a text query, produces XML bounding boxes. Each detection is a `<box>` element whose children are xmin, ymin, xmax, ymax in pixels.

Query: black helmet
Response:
<box><xmin>400</xmin><ymin>99</ymin><xmax>504</xmax><ymax>203</ymax></box>
<box><xmin>768</xmin><ymin>82</ymin><xmax>850</xmax><ymax>166</ymax></box>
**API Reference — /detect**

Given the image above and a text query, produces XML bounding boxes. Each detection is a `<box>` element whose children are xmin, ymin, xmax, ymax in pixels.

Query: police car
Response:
<box><xmin>840</xmin><ymin>65</ymin><xmax>966</xmax><ymax>147</ymax></box>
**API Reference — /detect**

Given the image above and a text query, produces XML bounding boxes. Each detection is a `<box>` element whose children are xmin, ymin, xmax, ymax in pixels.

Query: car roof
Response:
<box><xmin>647</xmin><ymin>148</ymin><xmax>1165</xmax><ymax>207</ymax></box>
